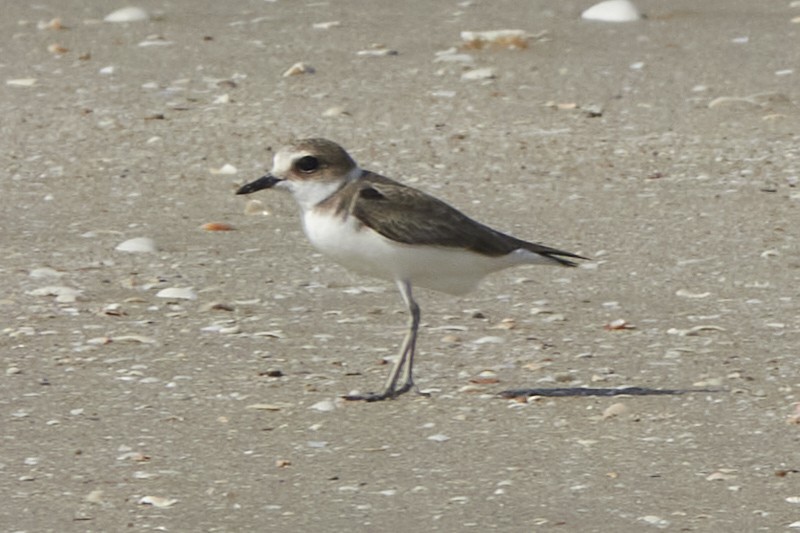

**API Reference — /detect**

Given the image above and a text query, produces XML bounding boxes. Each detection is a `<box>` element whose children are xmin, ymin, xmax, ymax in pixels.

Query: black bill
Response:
<box><xmin>236</xmin><ymin>174</ymin><xmax>282</xmax><ymax>195</ymax></box>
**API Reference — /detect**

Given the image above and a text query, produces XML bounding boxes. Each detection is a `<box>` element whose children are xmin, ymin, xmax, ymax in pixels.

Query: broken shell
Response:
<box><xmin>312</xmin><ymin>21</ymin><xmax>340</xmax><ymax>30</ymax></box>
<box><xmin>156</xmin><ymin>287</ymin><xmax>197</xmax><ymax>300</ymax></box>
<box><xmin>6</xmin><ymin>79</ymin><xmax>37</xmax><ymax>87</ymax></box>
<box><xmin>602</xmin><ymin>402</ymin><xmax>630</xmax><ymax>419</ymax></box>
<box><xmin>356</xmin><ymin>46</ymin><xmax>398</xmax><ymax>57</ymax></box>
<box><xmin>115</xmin><ymin>237</ymin><xmax>157</xmax><ymax>253</ymax></box>
<box><xmin>47</xmin><ymin>43</ymin><xmax>68</xmax><ymax>55</ymax></box>
<box><xmin>582</xmin><ymin>0</ymin><xmax>642</xmax><ymax>22</ymax></box>
<box><xmin>282</xmin><ymin>62</ymin><xmax>315</xmax><ymax>77</ymax></box>
<box><xmin>309</xmin><ymin>400</ymin><xmax>336</xmax><ymax>412</ymax></box>
<box><xmin>461</xmin><ymin>67</ymin><xmax>496</xmax><ymax>81</ymax></box>
<box><xmin>675</xmin><ymin>289</ymin><xmax>711</xmax><ymax>298</ymax></box>
<box><xmin>37</xmin><ymin>18</ymin><xmax>64</xmax><ymax>30</ymax></box>
<box><xmin>29</xmin><ymin>267</ymin><xmax>63</xmax><ymax>279</ymax></box>
<box><xmin>28</xmin><ymin>286</ymin><xmax>83</xmax><ymax>303</ymax></box>
<box><xmin>667</xmin><ymin>325</ymin><xmax>725</xmax><ymax>336</ymax></box>
<box><xmin>138</xmin><ymin>495</ymin><xmax>178</xmax><ymax>508</ymax></box>
<box><xmin>85</xmin><ymin>489</ymin><xmax>104</xmax><ymax>503</ymax></box>
<box><xmin>210</xmin><ymin>163</ymin><xmax>237</xmax><ymax>175</ymax></box>
<box><xmin>105</xmin><ymin>7</ymin><xmax>150</xmax><ymax>23</ymax></box>
<box><xmin>322</xmin><ymin>106</ymin><xmax>350</xmax><ymax>117</ymax></box>
<box><xmin>244</xmin><ymin>199</ymin><xmax>270</xmax><ymax>216</ymax></box>
<box><xmin>201</xmin><ymin>222</ymin><xmax>235</xmax><ymax>231</ymax></box>
<box><xmin>460</xmin><ymin>29</ymin><xmax>529</xmax><ymax>49</ymax></box>
<box><xmin>604</xmin><ymin>318</ymin><xmax>635</xmax><ymax>330</ymax></box>
<box><xmin>246</xmin><ymin>403</ymin><xmax>282</xmax><ymax>411</ymax></box>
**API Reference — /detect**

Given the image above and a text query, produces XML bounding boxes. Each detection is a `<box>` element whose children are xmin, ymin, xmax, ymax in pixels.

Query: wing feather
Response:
<box><xmin>349</xmin><ymin>172</ymin><xmax>586</xmax><ymax>266</ymax></box>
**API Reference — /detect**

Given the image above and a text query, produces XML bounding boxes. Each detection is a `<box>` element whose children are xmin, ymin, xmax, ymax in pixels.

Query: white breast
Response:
<box><xmin>301</xmin><ymin>210</ymin><xmax>524</xmax><ymax>295</ymax></box>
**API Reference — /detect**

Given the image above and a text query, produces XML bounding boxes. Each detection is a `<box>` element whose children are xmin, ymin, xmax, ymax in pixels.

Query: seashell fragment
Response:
<box><xmin>604</xmin><ymin>318</ymin><xmax>634</xmax><ymax>330</ymax></box>
<box><xmin>138</xmin><ymin>36</ymin><xmax>173</xmax><ymax>47</ymax></box>
<box><xmin>582</xmin><ymin>0</ymin><xmax>642</xmax><ymax>22</ymax></box>
<box><xmin>37</xmin><ymin>18</ymin><xmax>64</xmax><ymax>30</ymax></box>
<box><xmin>309</xmin><ymin>400</ymin><xmax>336</xmax><ymax>412</ymax></box>
<box><xmin>156</xmin><ymin>287</ymin><xmax>197</xmax><ymax>300</ymax></box>
<box><xmin>667</xmin><ymin>325</ymin><xmax>725</xmax><ymax>336</ymax></box>
<box><xmin>48</xmin><ymin>43</ymin><xmax>68</xmax><ymax>55</ymax></box>
<box><xmin>244</xmin><ymin>199</ymin><xmax>270</xmax><ymax>215</ymax></box>
<box><xmin>602</xmin><ymin>402</ymin><xmax>629</xmax><ymax>419</ymax></box>
<box><xmin>210</xmin><ymin>163</ymin><xmax>237</xmax><ymax>175</ymax></box>
<box><xmin>282</xmin><ymin>62</ymin><xmax>315</xmax><ymax>77</ymax></box>
<box><xmin>356</xmin><ymin>46</ymin><xmax>398</xmax><ymax>57</ymax></box>
<box><xmin>28</xmin><ymin>286</ymin><xmax>83</xmax><ymax>303</ymax></box>
<box><xmin>461</xmin><ymin>29</ymin><xmax>529</xmax><ymax>49</ymax></box>
<box><xmin>30</xmin><ymin>267</ymin><xmax>63</xmax><ymax>279</ymax></box>
<box><xmin>434</xmin><ymin>48</ymin><xmax>474</xmax><ymax>64</ymax></box>
<box><xmin>6</xmin><ymin>78</ymin><xmax>37</xmax><ymax>87</ymax></box>
<box><xmin>138</xmin><ymin>495</ymin><xmax>177</xmax><ymax>508</ymax></box>
<box><xmin>246</xmin><ymin>403</ymin><xmax>282</xmax><ymax>411</ymax></box>
<box><xmin>105</xmin><ymin>7</ymin><xmax>150</xmax><ymax>23</ymax></box>
<box><xmin>312</xmin><ymin>21</ymin><xmax>340</xmax><ymax>29</ymax></box>
<box><xmin>461</xmin><ymin>67</ymin><xmax>496</xmax><ymax>81</ymax></box>
<box><xmin>115</xmin><ymin>237</ymin><xmax>157</xmax><ymax>253</ymax></box>
<box><xmin>201</xmin><ymin>222</ymin><xmax>235</xmax><ymax>231</ymax></box>
<box><xmin>676</xmin><ymin>289</ymin><xmax>711</xmax><ymax>298</ymax></box>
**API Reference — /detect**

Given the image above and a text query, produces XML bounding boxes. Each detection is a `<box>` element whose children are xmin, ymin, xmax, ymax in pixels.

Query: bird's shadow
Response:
<box><xmin>497</xmin><ymin>386</ymin><xmax>720</xmax><ymax>399</ymax></box>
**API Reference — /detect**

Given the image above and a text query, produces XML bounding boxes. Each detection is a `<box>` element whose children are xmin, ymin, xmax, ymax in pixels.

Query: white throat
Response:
<box><xmin>284</xmin><ymin>166</ymin><xmax>362</xmax><ymax>212</ymax></box>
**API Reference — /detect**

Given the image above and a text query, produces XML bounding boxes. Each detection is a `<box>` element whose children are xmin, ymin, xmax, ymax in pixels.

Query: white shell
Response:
<box><xmin>115</xmin><ymin>237</ymin><xmax>157</xmax><ymax>253</ymax></box>
<box><xmin>28</xmin><ymin>286</ymin><xmax>83</xmax><ymax>303</ymax></box>
<box><xmin>461</xmin><ymin>67</ymin><xmax>496</xmax><ymax>81</ymax></box>
<box><xmin>282</xmin><ymin>62</ymin><xmax>315</xmax><ymax>77</ymax></box>
<box><xmin>581</xmin><ymin>0</ymin><xmax>641</xmax><ymax>22</ymax></box>
<box><xmin>156</xmin><ymin>287</ymin><xmax>197</xmax><ymax>300</ymax></box>
<box><xmin>104</xmin><ymin>7</ymin><xmax>150</xmax><ymax>23</ymax></box>
<box><xmin>460</xmin><ymin>29</ymin><xmax>527</xmax><ymax>43</ymax></box>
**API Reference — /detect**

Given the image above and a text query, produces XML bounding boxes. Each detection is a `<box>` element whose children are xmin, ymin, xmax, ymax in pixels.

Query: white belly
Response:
<box><xmin>302</xmin><ymin>211</ymin><xmax>530</xmax><ymax>295</ymax></box>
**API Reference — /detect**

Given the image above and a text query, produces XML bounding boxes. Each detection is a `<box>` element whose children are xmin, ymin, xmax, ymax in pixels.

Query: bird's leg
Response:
<box><xmin>344</xmin><ymin>280</ymin><xmax>424</xmax><ymax>402</ymax></box>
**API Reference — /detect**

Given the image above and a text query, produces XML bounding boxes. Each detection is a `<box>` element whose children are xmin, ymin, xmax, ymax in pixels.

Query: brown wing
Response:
<box><xmin>350</xmin><ymin>172</ymin><xmax>586</xmax><ymax>266</ymax></box>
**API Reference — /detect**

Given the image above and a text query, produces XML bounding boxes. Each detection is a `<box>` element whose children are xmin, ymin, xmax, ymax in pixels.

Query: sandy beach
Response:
<box><xmin>2</xmin><ymin>1</ymin><xmax>799</xmax><ymax>531</ymax></box>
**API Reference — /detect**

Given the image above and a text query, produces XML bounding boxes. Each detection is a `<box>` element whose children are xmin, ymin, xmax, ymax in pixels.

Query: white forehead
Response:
<box><xmin>272</xmin><ymin>149</ymin><xmax>307</xmax><ymax>176</ymax></box>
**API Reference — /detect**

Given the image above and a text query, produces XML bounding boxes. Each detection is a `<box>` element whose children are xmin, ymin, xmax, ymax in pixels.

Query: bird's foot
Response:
<box><xmin>342</xmin><ymin>390</ymin><xmax>397</xmax><ymax>402</ymax></box>
<box><xmin>342</xmin><ymin>382</ymin><xmax>429</xmax><ymax>402</ymax></box>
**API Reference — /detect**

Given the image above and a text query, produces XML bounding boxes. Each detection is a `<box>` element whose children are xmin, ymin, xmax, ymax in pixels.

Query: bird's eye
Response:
<box><xmin>295</xmin><ymin>156</ymin><xmax>320</xmax><ymax>173</ymax></box>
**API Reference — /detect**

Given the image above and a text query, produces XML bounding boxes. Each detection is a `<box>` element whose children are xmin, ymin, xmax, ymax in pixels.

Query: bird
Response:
<box><xmin>236</xmin><ymin>138</ymin><xmax>586</xmax><ymax>401</ymax></box>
